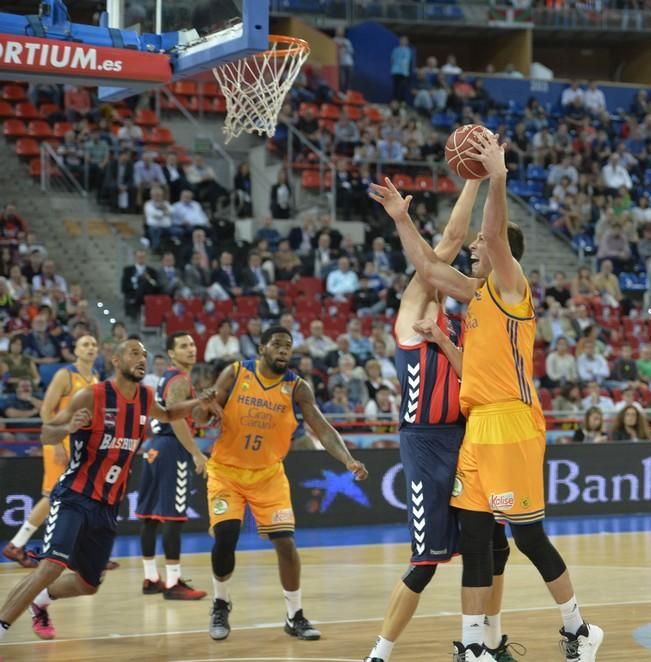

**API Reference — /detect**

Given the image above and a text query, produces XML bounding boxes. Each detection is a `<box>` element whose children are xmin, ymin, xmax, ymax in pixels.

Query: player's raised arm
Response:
<box><xmin>369</xmin><ymin>178</ymin><xmax>480</xmax><ymax>303</ymax></box>
<box><xmin>152</xmin><ymin>386</ymin><xmax>221</xmax><ymax>424</ymax></box>
<box><xmin>294</xmin><ymin>379</ymin><xmax>368</xmax><ymax>481</ymax></box>
<box><xmin>433</xmin><ymin>179</ymin><xmax>481</xmax><ymax>265</ymax></box>
<box><xmin>41</xmin><ymin>387</ymin><xmax>93</xmax><ymax>445</ymax></box>
<box><xmin>412</xmin><ymin>318</ymin><xmax>463</xmax><ymax>378</ymax></box>
<box><xmin>469</xmin><ymin>132</ymin><xmax>525</xmax><ymax>299</ymax></box>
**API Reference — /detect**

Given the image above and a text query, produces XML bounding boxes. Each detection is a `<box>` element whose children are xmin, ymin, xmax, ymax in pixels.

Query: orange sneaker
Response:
<box><xmin>163</xmin><ymin>579</ymin><xmax>206</xmax><ymax>600</ymax></box>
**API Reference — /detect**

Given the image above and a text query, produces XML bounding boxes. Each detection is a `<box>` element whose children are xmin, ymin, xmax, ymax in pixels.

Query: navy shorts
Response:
<box><xmin>41</xmin><ymin>487</ymin><xmax>118</xmax><ymax>587</ymax></box>
<box><xmin>136</xmin><ymin>435</ymin><xmax>193</xmax><ymax>520</ymax></box>
<box><xmin>400</xmin><ymin>425</ymin><xmax>464</xmax><ymax>564</ymax></box>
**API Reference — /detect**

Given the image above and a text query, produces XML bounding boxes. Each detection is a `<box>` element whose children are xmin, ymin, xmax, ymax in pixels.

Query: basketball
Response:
<box><xmin>445</xmin><ymin>124</ymin><xmax>492</xmax><ymax>180</ymax></box>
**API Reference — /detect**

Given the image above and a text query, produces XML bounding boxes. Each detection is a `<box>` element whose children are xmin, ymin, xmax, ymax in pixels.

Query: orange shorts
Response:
<box><xmin>207</xmin><ymin>461</ymin><xmax>295</xmax><ymax>537</ymax></box>
<box><xmin>41</xmin><ymin>437</ymin><xmax>70</xmax><ymax>495</ymax></box>
<box><xmin>450</xmin><ymin>401</ymin><xmax>546</xmax><ymax>524</ymax></box>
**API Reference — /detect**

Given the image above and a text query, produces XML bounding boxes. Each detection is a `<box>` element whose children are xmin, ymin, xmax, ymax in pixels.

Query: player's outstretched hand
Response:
<box><xmin>67</xmin><ymin>408</ymin><xmax>91</xmax><ymax>434</ymax></box>
<box><xmin>467</xmin><ymin>131</ymin><xmax>507</xmax><ymax>177</ymax></box>
<box><xmin>413</xmin><ymin>318</ymin><xmax>447</xmax><ymax>346</ymax></box>
<box><xmin>369</xmin><ymin>177</ymin><xmax>413</xmax><ymax>222</ymax></box>
<box><xmin>198</xmin><ymin>388</ymin><xmax>224</xmax><ymax>423</ymax></box>
<box><xmin>347</xmin><ymin>459</ymin><xmax>369</xmax><ymax>481</ymax></box>
<box><xmin>192</xmin><ymin>452</ymin><xmax>208</xmax><ymax>478</ymax></box>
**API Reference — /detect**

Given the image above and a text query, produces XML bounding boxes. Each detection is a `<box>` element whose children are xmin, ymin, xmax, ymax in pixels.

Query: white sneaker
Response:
<box><xmin>560</xmin><ymin>623</ymin><xmax>604</xmax><ymax>661</ymax></box>
<box><xmin>452</xmin><ymin>641</ymin><xmax>497</xmax><ymax>661</ymax></box>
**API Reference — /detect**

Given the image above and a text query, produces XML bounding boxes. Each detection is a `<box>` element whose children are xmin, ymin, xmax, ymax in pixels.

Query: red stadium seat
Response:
<box><xmin>29</xmin><ymin>159</ymin><xmax>62</xmax><ymax>179</ymax></box>
<box><xmin>364</xmin><ymin>106</ymin><xmax>383</xmax><ymax>123</ymax></box>
<box><xmin>533</xmin><ymin>348</ymin><xmax>546</xmax><ymax>379</ymax></box>
<box><xmin>1</xmin><ymin>84</ymin><xmax>27</xmax><ymax>102</ymax></box>
<box><xmin>538</xmin><ymin>387</ymin><xmax>552</xmax><ymax>411</ymax></box>
<box><xmin>200</xmin><ymin>82</ymin><xmax>221</xmax><ymax>98</ymax></box>
<box><xmin>183</xmin><ymin>297</ymin><xmax>204</xmax><ymax>316</ymax></box>
<box><xmin>393</xmin><ymin>174</ymin><xmax>415</xmax><ymax>191</ymax></box>
<box><xmin>345</xmin><ymin>90</ymin><xmax>365</xmax><ymax>106</ymax></box>
<box><xmin>53</xmin><ymin>122</ymin><xmax>74</xmax><ymax>138</ymax></box>
<box><xmin>164</xmin><ymin>313</ymin><xmax>196</xmax><ymax>335</ymax></box>
<box><xmin>235</xmin><ymin>296</ymin><xmax>260</xmax><ymax>316</ymax></box>
<box><xmin>320</xmin><ymin>104</ymin><xmax>340</xmax><ymax>120</ymax></box>
<box><xmin>134</xmin><ymin>109</ymin><xmax>159</xmax><ymax>127</ymax></box>
<box><xmin>436</xmin><ymin>176</ymin><xmax>459</xmax><ymax>194</ymax></box>
<box><xmin>171</xmin><ymin>80</ymin><xmax>197</xmax><ymax>97</ymax></box>
<box><xmin>38</xmin><ymin>103</ymin><xmax>59</xmax><ymax>118</ymax></box>
<box><xmin>14</xmin><ymin>102</ymin><xmax>40</xmax><ymax>120</ymax></box>
<box><xmin>296</xmin><ymin>277</ymin><xmax>323</xmax><ymax>299</ymax></box>
<box><xmin>149</xmin><ymin>127</ymin><xmax>174</xmax><ymax>145</ymax></box>
<box><xmin>3</xmin><ymin>119</ymin><xmax>27</xmax><ymax>139</ymax></box>
<box><xmin>15</xmin><ymin>138</ymin><xmax>40</xmax><ymax>158</ymax></box>
<box><xmin>0</xmin><ymin>100</ymin><xmax>14</xmax><ymax>118</ymax></box>
<box><xmin>299</xmin><ymin>102</ymin><xmax>319</xmax><ymax>118</ymax></box>
<box><xmin>301</xmin><ymin>170</ymin><xmax>322</xmax><ymax>189</ymax></box>
<box><xmin>142</xmin><ymin>295</ymin><xmax>172</xmax><ymax>328</ymax></box>
<box><xmin>414</xmin><ymin>176</ymin><xmax>435</xmax><ymax>192</ymax></box>
<box><xmin>294</xmin><ymin>297</ymin><xmax>322</xmax><ymax>316</ymax></box>
<box><xmin>343</xmin><ymin>105</ymin><xmax>362</xmax><ymax>121</ymax></box>
<box><xmin>213</xmin><ymin>97</ymin><xmax>227</xmax><ymax>113</ymax></box>
<box><xmin>27</xmin><ymin>120</ymin><xmax>53</xmax><ymax>139</ymax></box>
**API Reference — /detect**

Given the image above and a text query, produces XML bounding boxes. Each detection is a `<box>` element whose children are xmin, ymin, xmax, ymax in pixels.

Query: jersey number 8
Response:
<box><xmin>106</xmin><ymin>465</ymin><xmax>122</xmax><ymax>484</ymax></box>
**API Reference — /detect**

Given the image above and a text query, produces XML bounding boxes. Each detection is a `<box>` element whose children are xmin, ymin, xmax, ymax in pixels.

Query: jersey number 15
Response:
<box><xmin>243</xmin><ymin>434</ymin><xmax>263</xmax><ymax>451</ymax></box>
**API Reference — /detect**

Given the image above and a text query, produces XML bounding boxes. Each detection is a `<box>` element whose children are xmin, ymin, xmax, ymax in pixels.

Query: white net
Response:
<box><xmin>212</xmin><ymin>36</ymin><xmax>310</xmax><ymax>143</ymax></box>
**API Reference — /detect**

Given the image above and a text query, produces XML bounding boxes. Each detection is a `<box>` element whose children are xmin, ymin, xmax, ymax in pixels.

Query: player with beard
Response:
<box><xmin>136</xmin><ymin>332</ymin><xmax>208</xmax><ymax>600</ymax></box>
<box><xmin>2</xmin><ymin>335</ymin><xmax>121</xmax><ymax>571</ymax></box>
<box><xmin>195</xmin><ymin>325</ymin><xmax>368</xmax><ymax>643</ymax></box>
<box><xmin>0</xmin><ymin>339</ymin><xmax>219</xmax><ymax>642</ymax></box>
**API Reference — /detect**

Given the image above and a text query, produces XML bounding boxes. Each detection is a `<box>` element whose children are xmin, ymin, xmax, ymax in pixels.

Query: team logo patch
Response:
<box><xmin>489</xmin><ymin>492</ymin><xmax>515</xmax><ymax>511</ymax></box>
<box><xmin>272</xmin><ymin>508</ymin><xmax>294</xmax><ymax>523</ymax></box>
<box><xmin>281</xmin><ymin>384</ymin><xmax>291</xmax><ymax>395</ymax></box>
<box><xmin>104</xmin><ymin>409</ymin><xmax>117</xmax><ymax>428</ymax></box>
<box><xmin>212</xmin><ymin>498</ymin><xmax>229</xmax><ymax>516</ymax></box>
<box><xmin>521</xmin><ymin>496</ymin><xmax>530</xmax><ymax>509</ymax></box>
<box><xmin>145</xmin><ymin>449</ymin><xmax>159</xmax><ymax>464</ymax></box>
<box><xmin>451</xmin><ymin>476</ymin><xmax>463</xmax><ymax>497</ymax></box>
<box><xmin>241</xmin><ymin>381</ymin><xmax>250</xmax><ymax>390</ymax></box>
<box><xmin>140</xmin><ymin>415</ymin><xmax>147</xmax><ymax>425</ymax></box>
<box><xmin>473</xmin><ymin>290</ymin><xmax>482</xmax><ymax>300</ymax></box>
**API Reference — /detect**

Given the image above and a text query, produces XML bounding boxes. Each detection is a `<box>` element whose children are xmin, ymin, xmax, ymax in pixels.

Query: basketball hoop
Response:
<box><xmin>212</xmin><ymin>35</ymin><xmax>310</xmax><ymax>143</ymax></box>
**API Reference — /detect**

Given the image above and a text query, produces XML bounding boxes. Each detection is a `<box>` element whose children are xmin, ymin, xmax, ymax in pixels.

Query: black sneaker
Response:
<box><xmin>284</xmin><ymin>609</ymin><xmax>321</xmax><ymax>640</ymax></box>
<box><xmin>487</xmin><ymin>634</ymin><xmax>527</xmax><ymax>661</ymax></box>
<box><xmin>209</xmin><ymin>598</ymin><xmax>231</xmax><ymax>640</ymax></box>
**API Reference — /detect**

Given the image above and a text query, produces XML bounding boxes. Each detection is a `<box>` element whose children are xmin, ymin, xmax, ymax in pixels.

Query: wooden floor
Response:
<box><xmin>0</xmin><ymin>531</ymin><xmax>649</xmax><ymax>661</ymax></box>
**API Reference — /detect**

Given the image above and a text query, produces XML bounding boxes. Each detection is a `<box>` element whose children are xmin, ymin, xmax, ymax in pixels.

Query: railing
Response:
<box><xmin>40</xmin><ymin>142</ymin><xmax>88</xmax><ymax>197</ymax></box>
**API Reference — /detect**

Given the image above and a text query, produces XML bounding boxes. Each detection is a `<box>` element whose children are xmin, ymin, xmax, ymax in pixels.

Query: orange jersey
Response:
<box><xmin>460</xmin><ymin>273</ymin><xmax>544</xmax><ymax>428</ymax></box>
<box><xmin>209</xmin><ymin>360</ymin><xmax>300</xmax><ymax>470</ymax></box>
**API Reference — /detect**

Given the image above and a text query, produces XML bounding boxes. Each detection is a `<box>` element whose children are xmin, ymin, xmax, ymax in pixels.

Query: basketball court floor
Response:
<box><xmin>0</xmin><ymin>515</ymin><xmax>649</xmax><ymax>661</ymax></box>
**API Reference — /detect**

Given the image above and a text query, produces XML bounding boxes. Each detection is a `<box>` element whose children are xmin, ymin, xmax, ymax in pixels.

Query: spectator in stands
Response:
<box><xmin>66</xmin><ymin>299</ymin><xmax>99</xmax><ymax>340</ymax></box>
<box><xmin>183</xmin><ymin>251</ymin><xmax>210</xmax><ymax>296</ymax></box>
<box><xmin>117</xmin><ymin>117</ymin><xmax>144</xmax><ymax>152</ymax></box>
<box><xmin>31</xmin><ymin>259</ymin><xmax>67</xmax><ymax>295</ymax></box>
<box><xmin>288</xmin><ymin>214</ymin><xmax>317</xmax><ymax>257</ymax></box>
<box><xmin>561</xmin><ymin>80</ymin><xmax>584</xmax><ymax>108</ymax></box>
<box><xmin>211</xmin><ymin>250</ymin><xmax>241</xmax><ymax>299</ymax></box>
<box><xmin>614</xmin><ymin>386</ymin><xmax>644</xmax><ymax>413</ymax></box>
<box><xmin>270</xmin><ymin>169</ymin><xmax>292</xmax><ymax>219</ymax></box>
<box><xmin>630</xmin><ymin>89</ymin><xmax>649</xmax><ymax>120</ymax></box>
<box><xmin>547</xmin><ymin>155</ymin><xmax>579</xmax><ymax>190</ymax></box>
<box><xmin>581</xmin><ymin>380</ymin><xmax>615</xmax><ymax>411</ymax></box>
<box><xmin>441</xmin><ymin>54</ymin><xmax>462</xmax><ymax>76</ymax></box>
<box><xmin>306</xmin><ymin>320</ymin><xmax>337</xmax><ymax>364</ymax></box>
<box><xmin>157</xmin><ymin>251</ymin><xmax>183</xmax><ymax>297</ymax></box>
<box><xmin>609</xmin><ymin>343</ymin><xmax>640</xmax><ymax>388</ymax></box>
<box><xmin>390</xmin><ymin>36</ymin><xmax>412</xmax><ymax>102</ymax></box>
<box><xmin>637</xmin><ymin>342</ymin><xmax>651</xmax><ymax>383</ymax></box>
<box><xmin>334</xmin><ymin>116</ymin><xmax>360</xmax><ymax>155</ymax></box>
<box><xmin>583</xmin><ymin>80</ymin><xmax>606</xmax><ymax>115</ymax></box>
<box><xmin>305</xmin><ymin>63</ymin><xmax>333</xmax><ymax>104</ymax></box>
<box><xmin>185</xmin><ymin>154</ymin><xmax>228</xmax><ymax>215</ymax></box>
<box><xmin>352</xmin><ymin>277</ymin><xmax>384</xmax><ymax>317</ymax></box>
<box><xmin>377</xmin><ymin>136</ymin><xmax>404</xmax><ymax>163</ymax></box>
<box><xmin>183</xmin><ymin>227</ymin><xmax>215</xmax><ymax>271</ymax></box>
<box><xmin>120</xmin><ymin>249</ymin><xmax>160</xmax><ymax>319</ymax></box>
<box><xmin>594</xmin><ymin>259</ymin><xmax>623</xmax><ymax>307</ymax></box>
<box><xmin>333</xmin><ymin>26</ymin><xmax>355</xmax><ymax>94</ymax></box>
<box><xmin>544</xmin><ymin>336</ymin><xmax>578</xmax><ymax>388</ymax></box>
<box><xmin>0</xmin><ymin>280</ymin><xmax>18</xmax><ymax>326</ymax></box>
<box><xmin>538</xmin><ymin>301</ymin><xmax>577</xmax><ymax>346</ymax></box>
<box><xmin>296</xmin><ymin>106</ymin><xmax>319</xmax><ymax>143</ymax></box>
<box><xmin>370</xmin><ymin>320</ymin><xmax>396</xmax><ymax>358</ymax></box>
<box><xmin>204</xmin><ymin>319</ymin><xmax>241</xmax><ymax>368</ymax></box>
<box><xmin>85</xmin><ymin>128</ymin><xmax>111</xmax><ymax>194</ymax></box>
<box><xmin>573</xmin><ymin>407</ymin><xmax>608</xmax><ymax>443</ymax></box>
<box><xmin>0</xmin><ymin>204</ymin><xmax>27</xmax><ymax>243</ymax></box>
<box><xmin>543</xmin><ymin>271</ymin><xmax>570</xmax><ymax>307</ymax></box>
<box><xmin>326</xmin><ymin>257</ymin><xmax>359</xmax><ymax>298</ymax></box>
<box><xmin>93</xmin><ymin>340</ymin><xmax>115</xmax><ymax>380</ymax></box>
<box><xmin>364</xmin><ymin>358</ymin><xmax>396</xmax><ymax>402</ymax></box>
<box><xmin>325</xmin><ymin>333</ymin><xmax>355</xmax><ymax>372</ymax></box>
<box><xmin>328</xmin><ymin>354</ymin><xmax>368</xmax><ymax>406</ymax></box>
<box><xmin>571</xmin><ymin>303</ymin><xmax>595</xmax><ymax>336</ymax></box>
<box><xmin>601</xmin><ymin>154</ymin><xmax>633</xmax><ymax>195</ymax></box>
<box><xmin>23</xmin><ymin>314</ymin><xmax>61</xmax><ymax>366</ymax></box>
<box><xmin>322</xmin><ymin>383</ymin><xmax>353</xmax><ymax>421</ymax></box>
<box><xmin>142</xmin><ymin>354</ymin><xmax>167</xmax><ymax>389</ymax></box>
<box><xmin>4</xmin><ymin>378</ymin><xmax>43</xmax><ymax>426</ymax></box>
<box><xmin>372</xmin><ymin>338</ymin><xmax>398</xmax><ymax>380</ymax></box>
<box><xmin>102</xmin><ymin>150</ymin><xmax>135</xmax><ymax>212</ymax></box>
<box><xmin>4</xmin><ymin>335</ymin><xmax>40</xmax><ymax>391</ymax></box>
<box><xmin>239</xmin><ymin>317</ymin><xmax>263</xmax><ymax>360</ymax></box>
<box><xmin>240</xmin><ymin>251</ymin><xmax>269</xmax><ymax>295</ymax></box>
<box><xmin>56</xmin><ymin>130</ymin><xmax>85</xmax><ymax>184</ymax></box>
<box><xmin>577</xmin><ymin>340</ymin><xmax>610</xmax><ymax>385</ymax></box>
<box><xmin>412</xmin><ymin>68</ymin><xmax>435</xmax><ymax>116</ymax></box>
<box><xmin>255</xmin><ymin>216</ymin><xmax>281</xmax><ymax>251</ymax></box>
<box><xmin>297</xmin><ymin>354</ymin><xmax>327</xmax><ymax>403</ymax></box>
<box><xmin>532</xmin><ymin>126</ymin><xmax>555</xmax><ymax>166</ymax></box>
<box><xmin>161</xmin><ymin>152</ymin><xmax>189</xmax><ymax>204</ymax></box>
<box><xmin>64</xmin><ymin>85</ymin><xmax>96</xmax><ymax>122</ymax></box>
<box><xmin>314</xmin><ymin>213</ymin><xmax>343</xmax><ymax>250</ymax></box>
<box><xmin>610</xmin><ymin>405</ymin><xmax>649</xmax><ymax>442</ymax></box>
<box><xmin>258</xmin><ymin>284</ymin><xmax>286</xmax><ymax>323</ymax></box>
<box><xmin>342</xmin><ymin>318</ymin><xmax>369</xmax><ymax>364</ymax></box>
<box><xmin>552</xmin><ymin>383</ymin><xmax>582</xmax><ymax>414</ymax></box>
<box><xmin>570</xmin><ymin>265</ymin><xmax>599</xmax><ymax>299</ymax></box>
<box><xmin>310</xmin><ymin>232</ymin><xmax>336</xmax><ymax>279</ymax></box>
<box><xmin>597</xmin><ymin>221</ymin><xmax>632</xmax><ymax>272</ymax></box>
<box><xmin>171</xmin><ymin>189</ymin><xmax>210</xmax><ymax>240</ymax></box>
<box><xmin>134</xmin><ymin>152</ymin><xmax>167</xmax><ymax>210</ymax></box>
<box><xmin>143</xmin><ymin>186</ymin><xmax>172</xmax><ymax>253</ymax></box>
<box><xmin>273</xmin><ymin>240</ymin><xmax>302</xmax><ymax>281</ymax></box>
<box><xmin>364</xmin><ymin>384</ymin><xmax>398</xmax><ymax>420</ymax></box>
<box><xmin>7</xmin><ymin>265</ymin><xmax>29</xmax><ymax>300</ymax></box>
<box><xmin>233</xmin><ymin>162</ymin><xmax>252</xmax><ymax>218</ymax></box>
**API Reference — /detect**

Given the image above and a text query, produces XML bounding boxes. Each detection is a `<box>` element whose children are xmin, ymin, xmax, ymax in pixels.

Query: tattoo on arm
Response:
<box><xmin>166</xmin><ymin>377</ymin><xmax>190</xmax><ymax>406</ymax></box>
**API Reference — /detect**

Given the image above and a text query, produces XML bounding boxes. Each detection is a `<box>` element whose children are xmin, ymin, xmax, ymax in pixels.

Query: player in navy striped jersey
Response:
<box><xmin>365</xmin><ymin>180</ymin><xmax>518</xmax><ymax>662</ymax></box>
<box><xmin>0</xmin><ymin>340</ymin><xmax>219</xmax><ymax>642</ymax></box>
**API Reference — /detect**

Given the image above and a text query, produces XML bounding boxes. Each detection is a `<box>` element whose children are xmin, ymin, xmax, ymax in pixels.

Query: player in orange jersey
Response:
<box><xmin>370</xmin><ymin>132</ymin><xmax>602</xmax><ymax>662</ymax></box>
<box><xmin>2</xmin><ymin>335</ymin><xmax>117</xmax><ymax>571</ymax></box>
<box><xmin>195</xmin><ymin>325</ymin><xmax>368</xmax><ymax>643</ymax></box>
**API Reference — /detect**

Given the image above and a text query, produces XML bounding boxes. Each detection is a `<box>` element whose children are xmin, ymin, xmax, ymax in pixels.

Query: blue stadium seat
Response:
<box><xmin>508</xmin><ymin>180</ymin><xmax>535</xmax><ymax>199</ymax></box>
<box><xmin>644</xmin><ymin>169</ymin><xmax>651</xmax><ymax>186</ymax></box>
<box><xmin>431</xmin><ymin>112</ymin><xmax>454</xmax><ymax>130</ymax></box>
<box><xmin>571</xmin><ymin>234</ymin><xmax>596</xmax><ymax>255</ymax></box>
<box><xmin>39</xmin><ymin>363</ymin><xmax>66</xmax><ymax>388</ymax></box>
<box><xmin>526</xmin><ymin>164</ymin><xmax>548</xmax><ymax>181</ymax></box>
<box><xmin>619</xmin><ymin>272</ymin><xmax>647</xmax><ymax>292</ymax></box>
<box><xmin>280</xmin><ymin>0</ymin><xmax>322</xmax><ymax>12</ymax></box>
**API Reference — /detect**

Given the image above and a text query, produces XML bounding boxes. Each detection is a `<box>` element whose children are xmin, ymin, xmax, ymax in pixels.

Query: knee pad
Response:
<box><xmin>458</xmin><ymin>510</ymin><xmax>495</xmax><ymax>587</ymax></box>
<box><xmin>211</xmin><ymin>519</ymin><xmax>241</xmax><ymax>578</ymax></box>
<box><xmin>402</xmin><ymin>564</ymin><xmax>436</xmax><ymax>594</ymax></box>
<box><xmin>492</xmin><ymin>524</ymin><xmax>510</xmax><ymax>576</ymax></box>
<box><xmin>511</xmin><ymin>522</ymin><xmax>567</xmax><ymax>583</ymax></box>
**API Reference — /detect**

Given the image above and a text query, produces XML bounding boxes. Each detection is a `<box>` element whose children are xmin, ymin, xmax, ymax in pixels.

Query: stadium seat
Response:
<box><xmin>345</xmin><ymin>90</ymin><xmax>366</xmax><ymax>106</ymax></box>
<box><xmin>14</xmin><ymin>102</ymin><xmax>40</xmax><ymax>120</ymax></box>
<box><xmin>294</xmin><ymin>297</ymin><xmax>322</xmax><ymax>316</ymax></box>
<box><xmin>393</xmin><ymin>174</ymin><xmax>415</xmax><ymax>191</ymax></box>
<box><xmin>533</xmin><ymin>349</ymin><xmax>546</xmax><ymax>379</ymax></box>
<box><xmin>164</xmin><ymin>313</ymin><xmax>196</xmax><ymax>335</ymax></box>
<box><xmin>53</xmin><ymin>122</ymin><xmax>74</xmax><ymax>138</ymax></box>
<box><xmin>363</xmin><ymin>106</ymin><xmax>383</xmax><ymax>123</ymax></box>
<box><xmin>324</xmin><ymin>297</ymin><xmax>352</xmax><ymax>316</ymax></box>
<box><xmin>142</xmin><ymin>295</ymin><xmax>172</xmax><ymax>328</ymax></box>
<box><xmin>183</xmin><ymin>298</ymin><xmax>204</xmax><ymax>316</ymax></box>
<box><xmin>436</xmin><ymin>176</ymin><xmax>458</xmax><ymax>194</ymax></box>
<box><xmin>134</xmin><ymin>109</ymin><xmax>159</xmax><ymax>127</ymax></box>
<box><xmin>27</xmin><ymin>120</ymin><xmax>53</xmax><ymax>139</ymax></box>
<box><xmin>3</xmin><ymin>119</ymin><xmax>27</xmax><ymax>139</ymax></box>
<box><xmin>39</xmin><ymin>363</ymin><xmax>67</xmax><ymax>389</ymax></box>
<box><xmin>526</xmin><ymin>164</ymin><xmax>548</xmax><ymax>181</ymax></box>
<box><xmin>213</xmin><ymin>97</ymin><xmax>227</xmax><ymax>113</ymax></box>
<box><xmin>1</xmin><ymin>84</ymin><xmax>27</xmax><ymax>102</ymax></box>
<box><xmin>171</xmin><ymin>80</ymin><xmax>197</xmax><ymax>97</ymax></box>
<box><xmin>213</xmin><ymin>298</ymin><xmax>234</xmax><ymax>317</ymax></box>
<box><xmin>301</xmin><ymin>170</ymin><xmax>322</xmax><ymax>189</ymax></box>
<box><xmin>235</xmin><ymin>296</ymin><xmax>260</xmax><ymax>316</ymax></box>
<box><xmin>296</xmin><ymin>277</ymin><xmax>323</xmax><ymax>299</ymax></box>
<box><xmin>414</xmin><ymin>175</ymin><xmax>435</xmax><ymax>192</ymax></box>
<box><xmin>38</xmin><ymin>103</ymin><xmax>59</xmax><ymax>118</ymax></box>
<box><xmin>149</xmin><ymin>127</ymin><xmax>174</xmax><ymax>145</ymax></box>
<box><xmin>343</xmin><ymin>105</ymin><xmax>363</xmax><ymax>121</ymax></box>
<box><xmin>299</xmin><ymin>102</ymin><xmax>319</xmax><ymax>118</ymax></box>
<box><xmin>0</xmin><ymin>100</ymin><xmax>14</xmax><ymax>118</ymax></box>
<box><xmin>320</xmin><ymin>104</ymin><xmax>340</xmax><ymax>120</ymax></box>
<box><xmin>200</xmin><ymin>82</ymin><xmax>221</xmax><ymax>98</ymax></box>
<box><xmin>15</xmin><ymin>138</ymin><xmax>40</xmax><ymax>158</ymax></box>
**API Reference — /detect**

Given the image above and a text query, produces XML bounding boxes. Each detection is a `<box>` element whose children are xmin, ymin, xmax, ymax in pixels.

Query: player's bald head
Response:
<box><xmin>115</xmin><ymin>338</ymin><xmax>145</xmax><ymax>357</ymax></box>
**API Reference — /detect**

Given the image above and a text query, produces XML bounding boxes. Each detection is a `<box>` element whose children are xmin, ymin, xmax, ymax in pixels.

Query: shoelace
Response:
<box><xmin>498</xmin><ymin>640</ymin><xmax>527</xmax><ymax>657</ymax></box>
<box><xmin>211</xmin><ymin>606</ymin><xmax>229</xmax><ymax>626</ymax></box>
<box><xmin>293</xmin><ymin>614</ymin><xmax>313</xmax><ymax>630</ymax></box>
<box><xmin>34</xmin><ymin>607</ymin><xmax>50</xmax><ymax>627</ymax></box>
<box><xmin>559</xmin><ymin>637</ymin><xmax>580</xmax><ymax>659</ymax></box>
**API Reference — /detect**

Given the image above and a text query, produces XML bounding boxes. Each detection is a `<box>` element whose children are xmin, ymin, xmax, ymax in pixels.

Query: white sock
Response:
<box><xmin>212</xmin><ymin>576</ymin><xmax>231</xmax><ymax>602</ymax></box>
<box><xmin>165</xmin><ymin>564</ymin><xmax>181</xmax><ymax>589</ymax></box>
<box><xmin>10</xmin><ymin>521</ymin><xmax>38</xmax><ymax>548</ymax></box>
<box><xmin>559</xmin><ymin>595</ymin><xmax>583</xmax><ymax>635</ymax></box>
<box><xmin>370</xmin><ymin>635</ymin><xmax>395</xmax><ymax>661</ymax></box>
<box><xmin>142</xmin><ymin>559</ymin><xmax>158</xmax><ymax>582</ymax></box>
<box><xmin>462</xmin><ymin>614</ymin><xmax>485</xmax><ymax>647</ymax></box>
<box><xmin>283</xmin><ymin>589</ymin><xmax>302</xmax><ymax>619</ymax></box>
<box><xmin>484</xmin><ymin>613</ymin><xmax>502</xmax><ymax>650</ymax></box>
<box><xmin>33</xmin><ymin>588</ymin><xmax>52</xmax><ymax>608</ymax></box>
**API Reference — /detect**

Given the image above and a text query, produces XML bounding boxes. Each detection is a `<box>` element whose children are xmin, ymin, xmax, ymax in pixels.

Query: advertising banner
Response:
<box><xmin>1</xmin><ymin>443</ymin><xmax>650</xmax><ymax>541</ymax></box>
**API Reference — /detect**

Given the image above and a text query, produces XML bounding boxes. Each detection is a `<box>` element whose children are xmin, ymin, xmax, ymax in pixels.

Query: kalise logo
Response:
<box><xmin>489</xmin><ymin>492</ymin><xmax>514</xmax><ymax>511</ymax></box>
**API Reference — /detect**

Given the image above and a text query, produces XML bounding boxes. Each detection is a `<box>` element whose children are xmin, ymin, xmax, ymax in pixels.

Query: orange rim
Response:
<box><xmin>252</xmin><ymin>34</ymin><xmax>310</xmax><ymax>59</ymax></box>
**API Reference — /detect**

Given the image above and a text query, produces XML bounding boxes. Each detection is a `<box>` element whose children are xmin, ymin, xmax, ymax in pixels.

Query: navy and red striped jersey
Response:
<box><xmin>395</xmin><ymin>310</ymin><xmax>464</xmax><ymax>429</ymax></box>
<box><xmin>150</xmin><ymin>368</ymin><xmax>196</xmax><ymax>437</ymax></box>
<box><xmin>57</xmin><ymin>380</ymin><xmax>154</xmax><ymax>505</ymax></box>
